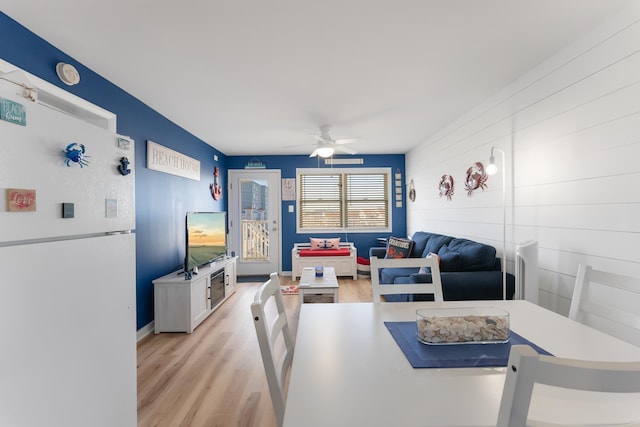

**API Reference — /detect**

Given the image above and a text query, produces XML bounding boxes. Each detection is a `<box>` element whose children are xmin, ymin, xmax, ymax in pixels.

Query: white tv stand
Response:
<box><xmin>153</xmin><ymin>256</ymin><xmax>237</xmax><ymax>334</ymax></box>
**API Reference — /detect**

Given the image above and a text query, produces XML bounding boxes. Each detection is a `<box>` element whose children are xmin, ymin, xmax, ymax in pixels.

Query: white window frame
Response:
<box><xmin>296</xmin><ymin>167</ymin><xmax>392</xmax><ymax>234</ymax></box>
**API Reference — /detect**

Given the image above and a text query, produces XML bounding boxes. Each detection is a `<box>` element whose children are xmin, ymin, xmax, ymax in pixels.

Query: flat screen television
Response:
<box><xmin>185</xmin><ymin>212</ymin><xmax>227</xmax><ymax>272</ymax></box>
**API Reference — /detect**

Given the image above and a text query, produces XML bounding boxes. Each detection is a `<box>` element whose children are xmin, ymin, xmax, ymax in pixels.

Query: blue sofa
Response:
<box><xmin>369</xmin><ymin>232</ymin><xmax>515</xmax><ymax>301</ymax></box>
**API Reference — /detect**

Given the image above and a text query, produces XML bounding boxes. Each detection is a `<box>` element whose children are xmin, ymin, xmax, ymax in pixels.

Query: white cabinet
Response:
<box><xmin>153</xmin><ymin>257</ymin><xmax>237</xmax><ymax>334</ymax></box>
<box><xmin>224</xmin><ymin>257</ymin><xmax>236</xmax><ymax>297</ymax></box>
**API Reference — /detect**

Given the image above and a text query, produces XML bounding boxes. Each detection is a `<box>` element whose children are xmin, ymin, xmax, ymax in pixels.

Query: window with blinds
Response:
<box><xmin>296</xmin><ymin>168</ymin><xmax>391</xmax><ymax>232</ymax></box>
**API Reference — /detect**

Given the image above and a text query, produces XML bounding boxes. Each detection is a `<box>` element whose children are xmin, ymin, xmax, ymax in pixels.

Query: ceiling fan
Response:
<box><xmin>309</xmin><ymin>125</ymin><xmax>358</xmax><ymax>158</ymax></box>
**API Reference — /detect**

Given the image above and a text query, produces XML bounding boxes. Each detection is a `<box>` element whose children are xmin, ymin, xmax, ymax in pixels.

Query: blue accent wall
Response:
<box><xmin>0</xmin><ymin>13</ymin><xmax>227</xmax><ymax>330</ymax></box>
<box><xmin>1</xmin><ymin>13</ymin><xmax>406</xmax><ymax>331</ymax></box>
<box><xmin>227</xmin><ymin>154</ymin><xmax>406</xmax><ymax>270</ymax></box>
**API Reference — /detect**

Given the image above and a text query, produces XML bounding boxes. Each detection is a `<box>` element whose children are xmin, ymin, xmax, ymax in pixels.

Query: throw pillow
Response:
<box><xmin>447</xmin><ymin>239</ymin><xmax>496</xmax><ymax>271</ymax></box>
<box><xmin>309</xmin><ymin>237</ymin><xmax>340</xmax><ymax>250</ymax></box>
<box><xmin>421</xmin><ymin>234</ymin><xmax>453</xmax><ymax>258</ymax></box>
<box><xmin>437</xmin><ymin>245</ymin><xmax>462</xmax><ymax>272</ymax></box>
<box><xmin>385</xmin><ymin>236</ymin><xmax>414</xmax><ymax>259</ymax></box>
<box><xmin>409</xmin><ymin>231</ymin><xmax>431</xmax><ymax>258</ymax></box>
<box><xmin>418</xmin><ymin>252</ymin><xmax>439</xmax><ymax>274</ymax></box>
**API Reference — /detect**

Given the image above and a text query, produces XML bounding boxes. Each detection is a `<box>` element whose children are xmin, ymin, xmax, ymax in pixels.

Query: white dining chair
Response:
<box><xmin>497</xmin><ymin>344</ymin><xmax>640</xmax><ymax>427</ymax></box>
<box><xmin>370</xmin><ymin>254</ymin><xmax>443</xmax><ymax>303</ymax></box>
<box><xmin>568</xmin><ymin>264</ymin><xmax>640</xmax><ymax>347</ymax></box>
<box><xmin>251</xmin><ymin>272</ymin><xmax>294</xmax><ymax>427</ymax></box>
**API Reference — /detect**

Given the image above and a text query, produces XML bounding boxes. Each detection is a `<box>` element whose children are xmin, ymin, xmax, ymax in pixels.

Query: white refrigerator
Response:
<box><xmin>0</xmin><ymin>78</ymin><xmax>137</xmax><ymax>426</ymax></box>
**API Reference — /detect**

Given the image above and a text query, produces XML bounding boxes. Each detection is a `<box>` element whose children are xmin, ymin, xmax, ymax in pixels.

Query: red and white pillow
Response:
<box><xmin>310</xmin><ymin>237</ymin><xmax>340</xmax><ymax>250</ymax></box>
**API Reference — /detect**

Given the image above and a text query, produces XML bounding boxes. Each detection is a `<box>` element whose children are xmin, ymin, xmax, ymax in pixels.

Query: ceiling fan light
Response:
<box><xmin>316</xmin><ymin>146</ymin><xmax>334</xmax><ymax>158</ymax></box>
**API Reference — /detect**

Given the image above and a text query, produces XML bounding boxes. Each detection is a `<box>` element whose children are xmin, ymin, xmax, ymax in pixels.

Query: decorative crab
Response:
<box><xmin>439</xmin><ymin>174</ymin><xmax>455</xmax><ymax>201</ymax></box>
<box><xmin>64</xmin><ymin>143</ymin><xmax>90</xmax><ymax>168</ymax></box>
<box><xmin>465</xmin><ymin>162</ymin><xmax>488</xmax><ymax>196</ymax></box>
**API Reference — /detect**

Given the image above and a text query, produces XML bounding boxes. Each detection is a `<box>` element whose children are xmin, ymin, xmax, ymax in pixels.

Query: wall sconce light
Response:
<box><xmin>488</xmin><ymin>146</ymin><xmax>507</xmax><ymax>300</ymax></box>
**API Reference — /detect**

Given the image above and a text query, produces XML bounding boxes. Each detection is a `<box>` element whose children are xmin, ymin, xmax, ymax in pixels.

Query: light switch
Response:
<box><xmin>62</xmin><ymin>202</ymin><xmax>74</xmax><ymax>218</ymax></box>
<box><xmin>288</xmin><ymin>205</ymin><xmax>294</xmax><ymax>213</ymax></box>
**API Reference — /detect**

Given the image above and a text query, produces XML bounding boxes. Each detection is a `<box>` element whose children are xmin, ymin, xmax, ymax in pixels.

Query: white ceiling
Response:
<box><xmin>1</xmin><ymin>1</ymin><xmax>634</xmax><ymax>156</ymax></box>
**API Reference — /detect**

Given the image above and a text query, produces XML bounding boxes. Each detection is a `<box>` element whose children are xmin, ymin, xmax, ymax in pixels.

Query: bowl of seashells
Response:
<box><xmin>416</xmin><ymin>307</ymin><xmax>510</xmax><ymax>345</ymax></box>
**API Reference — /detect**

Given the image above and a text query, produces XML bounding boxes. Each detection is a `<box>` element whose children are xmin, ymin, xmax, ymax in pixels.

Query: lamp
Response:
<box><xmin>487</xmin><ymin>146</ymin><xmax>507</xmax><ymax>300</ymax></box>
<box><xmin>316</xmin><ymin>146</ymin><xmax>335</xmax><ymax>158</ymax></box>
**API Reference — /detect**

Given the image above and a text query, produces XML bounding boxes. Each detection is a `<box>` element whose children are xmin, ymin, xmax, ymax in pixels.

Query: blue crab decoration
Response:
<box><xmin>64</xmin><ymin>143</ymin><xmax>90</xmax><ymax>168</ymax></box>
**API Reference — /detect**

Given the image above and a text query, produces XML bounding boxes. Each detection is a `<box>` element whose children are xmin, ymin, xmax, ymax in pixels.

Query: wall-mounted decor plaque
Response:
<box><xmin>0</xmin><ymin>98</ymin><xmax>26</xmax><ymax>126</ymax></box>
<box><xmin>146</xmin><ymin>140</ymin><xmax>200</xmax><ymax>181</ymax></box>
<box><xmin>7</xmin><ymin>188</ymin><xmax>36</xmax><ymax>211</ymax></box>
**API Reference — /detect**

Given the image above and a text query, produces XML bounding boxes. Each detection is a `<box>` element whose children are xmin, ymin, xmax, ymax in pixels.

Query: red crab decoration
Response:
<box><xmin>438</xmin><ymin>174</ymin><xmax>454</xmax><ymax>201</ymax></box>
<box><xmin>465</xmin><ymin>162</ymin><xmax>488</xmax><ymax>196</ymax></box>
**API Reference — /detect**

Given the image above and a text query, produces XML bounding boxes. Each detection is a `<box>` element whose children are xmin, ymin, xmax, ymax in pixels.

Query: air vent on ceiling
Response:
<box><xmin>324</xmin><ymin>158</ymin><xmax>364</xmax><ymax>165</ymax></box>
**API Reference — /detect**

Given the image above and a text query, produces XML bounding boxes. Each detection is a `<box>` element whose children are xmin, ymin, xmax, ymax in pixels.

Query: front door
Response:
<box><xmin>228</xmin><ymin>169</ymin><xmax>281</xmax><ymax>276</ymax></box>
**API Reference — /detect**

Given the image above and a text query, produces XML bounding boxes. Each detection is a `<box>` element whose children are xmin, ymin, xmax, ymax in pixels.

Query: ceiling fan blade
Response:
<box><xmin>335</xmin><ymin>145</ymin><xmax>357</xmax><ymax>155</ymax></box>
<box><xmin>284</xmin><ymin>142</ymin><xmax>315</xmax><ymax>149</ymax></box>
<box><xmin>333</xmin><ymin>138</ymin><xmax>358</xmax><ymax>145</ymax></box>
<box><xmin>309</xmin><ymin>149</ymin><xmax>319</xmax><ymax>157</ymax></box>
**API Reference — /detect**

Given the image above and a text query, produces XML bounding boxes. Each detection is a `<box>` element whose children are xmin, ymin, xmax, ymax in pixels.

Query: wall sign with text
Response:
<box><xmin>146</xmin><ymin>140</ymin><xmax>200</xmax><ymax>181</ymax></box>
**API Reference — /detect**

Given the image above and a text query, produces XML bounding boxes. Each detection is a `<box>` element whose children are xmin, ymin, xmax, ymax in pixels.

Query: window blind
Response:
<box><xmin>297</xmin><ymin>169</ymin><xmax>390</xmax><ymax>232</ymax></box>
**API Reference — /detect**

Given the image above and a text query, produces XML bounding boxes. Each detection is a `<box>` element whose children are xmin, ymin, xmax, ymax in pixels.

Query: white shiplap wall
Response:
<box><xmin>406</xmin><ymin>5</ymin><xmax>640</xmax><ymax>315</ymax></box>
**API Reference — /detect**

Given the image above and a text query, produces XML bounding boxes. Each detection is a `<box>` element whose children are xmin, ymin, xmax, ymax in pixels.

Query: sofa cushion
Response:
<box><xmin>410</xmin><ymin>271</ymin><xmax>515</xmax><ymax>300</ymax></box>
<box><xmin>381</xmin><ymin>267</ymin><xmax>420</xmax><ymax>284</ymax></box>
<box><xmin>437</xmin><ymin>245</ymin><xmax>463</xmax><ymax>272</ymax></box>
<box><xmin>421</xmin><ymin>234</ymin><xmax>453</xmax><ymax>258</ymax></box>
<box><xmin>384</xmin><ymin>275</ymin><xmax>436</xmax><ymax>302</ymax></box>
<box><xmin>447</xmin><ymin>239</ymin><xmax>496</xmax><ymax>271</ymax></box>
<box><xmin>409</xmin><ymin>231</ymin><xmax>431</xmax><ymax>258</ymax></box>
<box><xmin>299</xmin><ymin>248</ymin><xmax>351</xmax><ymax>257</ymax></box>
<box><xmin>385</xmin><ymin>236</ymin><xmax>413</xmax><ymax>259</ymax></box>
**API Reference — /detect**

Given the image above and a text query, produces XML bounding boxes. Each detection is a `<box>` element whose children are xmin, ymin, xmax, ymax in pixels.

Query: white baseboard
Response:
<box><xmin>137</xmin><ymin>321</ymin><xmax>154</xmax><ymax>342</ymax></box>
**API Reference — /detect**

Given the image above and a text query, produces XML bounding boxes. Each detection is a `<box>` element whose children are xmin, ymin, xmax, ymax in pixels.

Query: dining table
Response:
<box><xmin>282</xmin><ymin>300</ymin><xmax>640</xmax><ymax>427</ymax></box>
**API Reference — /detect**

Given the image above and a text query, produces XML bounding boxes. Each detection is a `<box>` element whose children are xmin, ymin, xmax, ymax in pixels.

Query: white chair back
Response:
<box><xmin>569</xmin><ymin>264</ymin><xmax>640</xmax><ymax>346</ymax></box>
<box><xmin>251</xmin><ymin>273</ymin><xmax>294</xmax><ymax>427</ymax></box>
<box><xmin>497</xmin><ymin>344</ymin><xmax>640</xmax><ymax>427</ymax></box>
<box><xmin>370</xmin><ymin>254</ymin><xmax>443</xmax><ymax>303</ymax></box>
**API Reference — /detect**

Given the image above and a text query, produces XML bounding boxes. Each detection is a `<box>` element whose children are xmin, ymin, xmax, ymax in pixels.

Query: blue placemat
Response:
<box><xmin>384</xmin><ymin>321</ymin><xmax>552</xmax><ymax>368</ymax></box>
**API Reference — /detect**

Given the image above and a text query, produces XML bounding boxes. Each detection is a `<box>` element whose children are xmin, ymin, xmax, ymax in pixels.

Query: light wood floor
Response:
<box><xmin>137</xmin><ymin>275</ymin><xmax>373</xmax><ymax>427</ymax></box>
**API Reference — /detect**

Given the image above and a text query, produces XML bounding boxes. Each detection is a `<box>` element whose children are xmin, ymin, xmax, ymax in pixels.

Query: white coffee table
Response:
<box><xmin>298</xmin><ymin>266</ymin><xmax>339</xmax><ymax>305</ymax></box>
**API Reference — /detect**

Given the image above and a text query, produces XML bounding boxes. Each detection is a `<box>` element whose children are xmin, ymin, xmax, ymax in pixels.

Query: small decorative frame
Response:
<box><xmin>245</xmin><ymin>158</ymin><xmax>266</xmax><ymax>169</ymax></box>
<box><xmin>7</xmin><ymin>188</ymin><xmax>36</xmax><ymax>212</ymax></box>
<box><xmin>395</xmin><ymin>169</ymin><xmax>403</xmax><ymax>207</ymax></box>
<box><xmin>408</xmin><ymin>179</ymin><xmax>416</xmax><ymax>202</ymax></box>
<box><xmin>438</xmin><ymin>175</ymin><xmax>454</xmax><ymax>201</ymax></box>
<box><xmin>282</xmin><ymin>178</ymin><xmax>295</xmax><ymax>201</ymax></box>
<box><xmin>0</xmin><ymin>98</ymin><xmax>27</xmax><ymax>126</ymax></box>
<box><xmin>464</xmin><ymin>162</ymin><xmax>488</xmax><ymax>196</ymax></box>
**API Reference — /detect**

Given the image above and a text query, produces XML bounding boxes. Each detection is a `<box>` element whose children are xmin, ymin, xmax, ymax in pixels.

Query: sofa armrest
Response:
<box><xmin>369</xmin><ymin>247</ymin><xmax>387</xmax><ymax>259</ymax></box>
